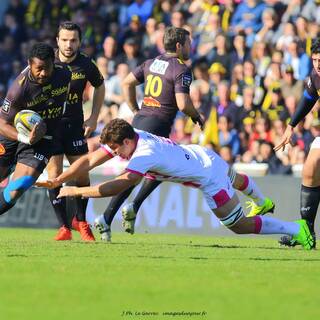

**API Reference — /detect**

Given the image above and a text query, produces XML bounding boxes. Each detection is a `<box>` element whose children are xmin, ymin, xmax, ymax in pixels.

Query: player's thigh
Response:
<box><xmin>303</xmin><ymin>144</ymin><xmax>320</xmax><ymax>186</ymax></box>
<box><xmin>62</xmin><ymin>120</ymin><xmax>88</xmax><ymax>156</ymax></box>
<box><xmin>66</xmin><ymin>153</ymin><xmax>90</xmax><ymax>185</ymax></box>
<box><xmin>46</xmin><ymin>155</ymin><xmax>64</xmax><ymax>178</ymax></box>
<box><xmin>7</xmin><ymin>162</ymin><xmax>41</xmax><ymax>200</ymax></box>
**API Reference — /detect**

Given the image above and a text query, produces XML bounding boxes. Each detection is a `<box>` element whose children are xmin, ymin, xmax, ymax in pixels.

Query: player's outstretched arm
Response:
<box><xmin>36</xmin><ymin>147</ymin><xmax>112</xmax><ymax>188</ymax></box>
<box><xmin>57</xmin><ymin>171</ymin><xmax>142</xmax><ymax>198</ymax></box>
<box><xmin>274</xmin><ymin>125</ymin><xmax>294</xmax><ymax>152</ymax></box>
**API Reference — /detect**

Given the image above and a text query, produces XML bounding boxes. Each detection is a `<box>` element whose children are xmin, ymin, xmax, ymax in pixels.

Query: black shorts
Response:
<box><xmin>132</xmin><ymin>114</ymin><xmax>172</xmax><ymax>138</ymax></box>
<box><xmin>0</xmin><ymin>135</ymin><xmax>58</xmax><ymax>173</ymax></box>
<box><xmin>52</xmin><ymin>118</ymin><xmax>88</xmax><ymax>156</ymax></box>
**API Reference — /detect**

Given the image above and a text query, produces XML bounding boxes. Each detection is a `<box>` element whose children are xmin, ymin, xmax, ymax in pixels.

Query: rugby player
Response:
<box><xmin>56</xmin><ymin>119</ymin><xmax>314</xmax><ymax>250</ymax></box>
<box><xmin>275</xmin><ymin>38</ymin><xmax>320</xmax><ymax>248</ymax></box>
<box><xmin>47</xmin><ymin>21</ymin><xmax>105</xmax><ymax>241</ymax></box>
<box><xmin>0</xmin><ymin>43</ymin><xmax>71</xmax><ymax>216</ymax></box>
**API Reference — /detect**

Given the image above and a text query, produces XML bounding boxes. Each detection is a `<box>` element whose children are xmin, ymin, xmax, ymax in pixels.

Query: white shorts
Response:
<box><xmin>201</xmin><ymin>151</ymin><xmax>235</xmax><ymax>210</ymax></box>
<box><xmin>310</xmin><ymin>137</ymin><xmax>320</xmax><ymax>150</ymax></box>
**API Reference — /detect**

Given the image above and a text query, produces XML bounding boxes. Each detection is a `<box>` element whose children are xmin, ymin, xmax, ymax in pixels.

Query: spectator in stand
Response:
<box><xmin>301</xmin><ymin>0</ymin><xmax>320</xmax><ymax>25</ymax></box>
<box><xmin>208</xmin><ymin>32</ymin><xmax>232</xmax><ymax>78</ymax></box>
<box><xmin>195</xmin><ymin>13</ymin><xmax>221</xmax><ymax>59</ymax></box>
<box><xmin>254</xmin><ymin>7</ymin><xmax>278</xmax><ymax>46</ymax></box>
<box><xmin>230</xmin><ymin>31</ymin><xmax>250</xmax><ymax>69</ymax></box>
<box><xmin>215</xmin><ymin>81</ymin><xmax>239</xmax><ymax>128</ymax></box>
<box><xmin>237</xmin><ymin>85</ymin><xmax>261</xmax><ymax>130</ymax></box>
<box><xmin>218</xmin><ymin>115</ymin><xmax>241</xmax><ymax>158</ymax></box>
<box><xmin>262</xmin><ymin>87</ymin><xmax>290</xmax><ymax>123</ymax></box>
<box><xmin>283</xmin><ymin>39</ymin><xmax>311</xmax><ymax>80</ymax></box>
<box><xmin>102</xmin><ymin>36</ymin><xmax>119</xmax><ymax>76</ymax></box>
<box><xmin>118</xmin><ymin>37</ymin><xmax>144</xmax><ymax>71</ymax></box>
<box><xmin>208</xmin><ymin>62</ymin><xmax>226</xmax><ymax>105</ymax></box>
<box><xmin>121</xmin><ymin>15</ymin><xmax>144</xmax><ymax>45</ymax></box>
<box><xmin>256</xmin><ymin>140</ymin><xmax>292</xmax><ymax>175</ymax></box>
<box><xmin>141</xmin><ymin>17</ymin><xmax>159</xmax><ymax>59</ymax></box>
<box><xmin>219</xmin><ymin>145</ymin><xmax>235</xmax><ymax>165</ymax></box>
<box><xmin>280</xmin><ymin>64</ymin><xmax>304</xmax><ymax>102</ymax></box>
<box><xmin>275</xmin><ymin>22</ymin><xmax>296</xmax><ymax>52</ymax></box>
<box><xmin>126</xmin><ymin>0</ymin><xmax>154</xmax><ymax>25</ymax></box>
<box><xmin>171</xmin><ymin>10</ymin><xmax>185</xmax><ymax>28</ymax></box>
<box><xmin>251</xmin><ymin>41</ymin><xmax>271</xmax><ymax>80</ymax></box>
<box><xmin>230</xmin><ymin>0</ymin><xmax>266</xmax><ymax>48</ymax></box>
<box><xmin>250</xmin><ymin>117</ymin><xmax>273</xmax><ymax>148</ymax></box>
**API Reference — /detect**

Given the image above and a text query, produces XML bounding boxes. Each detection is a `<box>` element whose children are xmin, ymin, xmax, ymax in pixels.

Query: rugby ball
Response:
<box><xmin>14</xmin><ymin>110</ymin><xmax>47</xmax><ymax>143</ymax></box>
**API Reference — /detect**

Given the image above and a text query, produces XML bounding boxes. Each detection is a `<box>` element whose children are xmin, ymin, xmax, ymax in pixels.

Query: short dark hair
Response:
<box><xmin>28</xmin><ymin>43</ymin><xmax>55</xmax><ymax>62</ymax></box>
<box><xmin>163</xmin><ymin>26</ymin><xmax>190</xmax><ymax>52</ymax></box>
<box><xmin>57</xmin><ymin>21</ymin><xmax>82</xmax><ymax>40</ymax></box>
<box><xmin>311</xmin><ymin>38</ymin><xmax>320</xmax><ymax>55</ymax></box>
<box><xmin>100</xmin><ymin>118</ymin><xmax>135</xmax><ymax>145</ymax></box>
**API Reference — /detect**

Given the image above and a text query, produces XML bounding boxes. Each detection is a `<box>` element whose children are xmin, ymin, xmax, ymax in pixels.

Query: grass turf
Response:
<box><xmin>0</xmin><ymin>228</ymin><xmax>320</xmax><ymax>320</ymax></box>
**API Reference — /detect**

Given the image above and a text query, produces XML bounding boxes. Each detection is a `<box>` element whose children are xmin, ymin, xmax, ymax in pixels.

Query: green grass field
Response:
<box><xmin>0</xmin><ymin>229</ymin><xmax>320</xmax><ymax>320</ymax></box>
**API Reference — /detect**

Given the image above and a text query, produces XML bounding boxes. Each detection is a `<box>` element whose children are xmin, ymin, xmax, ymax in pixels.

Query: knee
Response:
<box><xmin>3</xmin><ymin>175</ymin><xmax>35</xmax><ymax>204</ymax></box>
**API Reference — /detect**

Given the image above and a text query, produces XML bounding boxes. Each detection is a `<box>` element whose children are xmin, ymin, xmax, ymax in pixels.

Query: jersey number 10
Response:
<box><xmin>145</xmin><ymin>75</ymin><xmax>163</xmax><ymax>97</ymax></box>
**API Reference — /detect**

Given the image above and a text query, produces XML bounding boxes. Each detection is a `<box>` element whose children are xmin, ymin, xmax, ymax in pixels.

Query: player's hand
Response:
<box><xmin>83</xmin><ymin>117</ymin><xmax>97</xmax><ymax>138</ymax></box>
<box><xmin>57</xmin><ymin>186</ymin><xmax>80</xmax><ymax>198</ymax></box>
<box><xmin>274</xmin><ymin>125</ymin><xmax>294</xmax><ymax>152</ymax></box>
<box><xmin>29</xmin><ymin>123</ymin><xmax>39</xmax><ymax>144</ymax></box>
<box><xmin>35</xmin><ymin>179</ymin><xmax>61</xmax><ymax>189</ymax></box>
<box><xmin>192</xmin><ymin>114</ymin><xmax>205</xmax><ymax>130</ymax></box>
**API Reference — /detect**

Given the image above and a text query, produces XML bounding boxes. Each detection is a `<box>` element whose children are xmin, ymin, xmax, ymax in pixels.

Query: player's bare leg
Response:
<box><xmin>212</xmin><ymin>193</ymin><xmax>314</xmax><ymax>249</ymax></box>
<box><xmin>0</xmin><ymin>163</ymin><xmax>39</xmax><ymax>215</ymax></box>
<box><xmin>230</xmin><ymin>169</ymin><xmax>275</xmax><ymax>217</ymax></box>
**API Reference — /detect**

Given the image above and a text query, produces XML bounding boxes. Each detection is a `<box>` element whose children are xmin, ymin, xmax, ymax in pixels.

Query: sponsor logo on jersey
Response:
<box><xmin>143</xmin><ymin>96</ymin><xmax>161</xmax><ymax>108</ymax></box>
<box><xmin>2</xmin><ymin>98</ymin><xmax>11</xmax><ymax>114</ymax></box>
<box><xmin>71</xmin><ymin>72</ymin><xmax>86</xmax><ymax>80</ymax></box>
<box><xmin>38</xmin><ymin>106</ymin><xmax>63</xmax><ymax>119</ymax></box>
<box><xmin>51</xmin><ymin>86</ymin><xmax>68</xmax><ymax>97</ymax></box>
<box><xmin>0</xmin><ymin>143</ymin><xmax>6</xmax><ymax>155</ymax></box>
<box><xmin>149</xmin><ymin>59</ymin><xmax>169</xmax><ymax>75</ymax></box>
<box><xmin>182</xmin><ymin>73</ymin><xmax>192</xmax><ymax>87</ymax></box>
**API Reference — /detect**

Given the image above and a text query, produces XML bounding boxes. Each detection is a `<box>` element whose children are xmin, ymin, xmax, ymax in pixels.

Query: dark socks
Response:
<box><xmin>48</xmin><ymin>187</ymin><xmax>69</xmax><ymax>228</ymax></box>
<box><xmin>0</xmin><ymin>191</ymin><xmax>14</xmax><ymax>215</ymax></box>
<box><xmin>75</xmin><ymin>196</ymin><xmax>88</xmax><ymax>222</ymax></box>
<box><xmin>300</xmin><ymin>185</ymin><xmax>320</xmax><ymax>234</ymax></box>
<box><xmin>133</xmin><ymin>180</ymin><xmax>162</xmax><ymax>212</ymax></box>
<box><xmin>103</xmin><ymin>186</ymin><xmax>135</xmax><ymax>225</ymax></box>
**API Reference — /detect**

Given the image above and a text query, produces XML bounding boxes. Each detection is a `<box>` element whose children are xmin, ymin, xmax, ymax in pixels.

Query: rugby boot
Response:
<box><xmin>94</xmin><ymin>215</ymin><xmax>112</xmax><ymax>242</ymax></box>
<box><xmin>54</xmin><ymin>226</ymin><xmax>72</xmax><ymax>241</ymax></box>
<box><xmin>292</xmin><ymin>219</ymin><xmax>315</xmax><ymax>250</ymax></box>
<box><xmin>71</xmin><ymin>216</ymin><xmax>80</xmax><ymax>232</ymax></box>
<box><xmin>279</xmin><ymin>231</ymin><xmax>316</xmax><ymax>249</ymax></box>
<box><xmin>246</xmin><ymin>197</ymin><xmax>275</xmax><ymax>217</ymax></box>
<box><xmin>122</xmin><ymin>203</ymin><xmax>137</xmax><ymax>234</ymax></box>
<box><xmin>79</xmin><ymin>221</ymin><xmax>95</xmax><ymax>242</ymax></box>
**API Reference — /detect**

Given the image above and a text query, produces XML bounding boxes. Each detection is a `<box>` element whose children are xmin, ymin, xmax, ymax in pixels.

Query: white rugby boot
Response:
<box><xmin>94</xmin><ymin>215</ymin><xmax>111</xmax><ymax>242</ymax></box>
<box><xmin>121</xmin><ymin>203</ymin><xmax>137</xmax><ymax>234</ymax></box>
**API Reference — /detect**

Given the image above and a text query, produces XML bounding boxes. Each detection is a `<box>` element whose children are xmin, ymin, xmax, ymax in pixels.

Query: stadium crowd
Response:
<box><xmin>1</xmin><ymin>0</ymin><xmax>320</xmax><ymax>175</ymax></box>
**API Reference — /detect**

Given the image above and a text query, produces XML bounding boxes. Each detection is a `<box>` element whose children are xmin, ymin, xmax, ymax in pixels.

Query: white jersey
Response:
<box><xmin>102</xmin><ymin>130</ymin><xmax>222</xmax><ymax>188</ymax></box>
<box><xmin>101</xmin><ymin>129</ymin><xmax>234</xmax><ymax>209</ymax></box>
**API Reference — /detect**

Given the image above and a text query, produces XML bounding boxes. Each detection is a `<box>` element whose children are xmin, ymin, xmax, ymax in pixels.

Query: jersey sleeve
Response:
<box><xmin>304</xmin><ymin>75</ymin><xmax>318</xmax><ymax>99</ymax></box>
<box><xmin>174</xmin><ymin>66</ymin><xmax>192</xmax><ymax>94</ymax></box>
<box><xmin>132</xmin><ymin>62</ymin><xmax>145</xmax><ymax>83</ymax></box>
<box><xmin>0</xmin><ymin>79</ymin><xmax>25</xmax><ymax>123</ymax></box>
<box><xmin>100</xmin><ymin>144</ymin><xmax>115</xmax><ymax>158</ymax></box>
<box><xmin>86</xmin><ymin>58</ymin><xmax>104</xmax><ymax>88</ymax></box>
